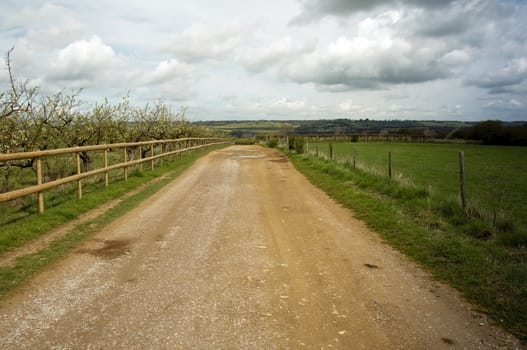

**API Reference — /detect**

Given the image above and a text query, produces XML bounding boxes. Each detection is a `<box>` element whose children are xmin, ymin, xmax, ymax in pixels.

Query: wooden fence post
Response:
<box><xmin>104</xmin><ymin>149</ymin><xmax>109</xmax><ymax>188</ymax></box>
<box><xmin>459</xmin><ymin>151</ymin><xmax>466</xmax><ymax>211</ymax></box>
<box><xmin>76</xmin><ymin>153</ymin><xmax>82</xmax><ymax>199</ymax></box>
<box><xmin>151</xmin><ymin>144</ymin><xmax>155</xmax><ymax>171</ymax></box>
<box><xmin>36</xmin><ymin>158</ymin><xmax>44</xmax><ymax>213</ymax></box>
<box><xmin>139</xmin><ymin>145</ymin><xmax>143</xmax><ymax>172</ymax></box>
<box><xmin>160</xmin><ymin>143</ymin><xmax>164</xmax><ymax>167</ymax></box>
<box><xmin>329</xmin><ymin>142</ymin><xmax>333</xmax><ymax>161</ymax></box>
<box><xmin>123</xmin><ymin>146</ymin><xmax>128</xmax><ymax>181</ymax></box>
<box><xmin>388</xmin><ymin>151</ymin><xmax>392</xmax><ymax>179</ymax></box>
<box><xmin>316</xmin><ymin>144</ymin><xmax>319</xmax><ymax>157</ymax></box>
<box><xmin>353</xmin><ymin>148</ymin><xmax>356</xmax><ymax>169</ymax></box>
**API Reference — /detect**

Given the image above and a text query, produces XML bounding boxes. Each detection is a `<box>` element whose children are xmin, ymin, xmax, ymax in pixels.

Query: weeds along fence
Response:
<box><xmin>304</xmin><ymin>141</ymin><xmax>527</xmax><ymax>236</ymax></box>
<box><xmin>305</xmin><ymin>134</ymin><xmax>428</xmax><ymax>143</ymax></box>
<box><xmin>0</xmin><ymin>138</ymin><xmax>228</xmax><ymax>214</ymax></box>
<box><xmin>267</xmin><ymin>134</ymin><xmax>430</xmax><ymax>143</ymax></box>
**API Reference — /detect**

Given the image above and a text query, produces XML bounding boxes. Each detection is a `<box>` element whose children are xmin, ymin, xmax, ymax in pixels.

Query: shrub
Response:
<box><xmin>266</xmin><ymin>138</ymin><xmax>278</xmax><ymax>148</ymax></box>
<box><xmin>464</xmin><ymin>220</ymin><xmax>494</xmax><ymax>240</ymax></box>
<box><xmin>234</xmin><ymin>138</ymin><xmax>256</xmax><ymax>145</ymax></box>
<box><xmin>288</xmin><ymin>136</ymin><xmax>305</xmax><ymax>154</ymax></box>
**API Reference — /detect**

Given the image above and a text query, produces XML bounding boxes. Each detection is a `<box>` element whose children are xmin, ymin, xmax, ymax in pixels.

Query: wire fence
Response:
<box><xmin>307</xmin><ymin>141</ymin><xmax>527</xmax><ymax>229</ymax></box>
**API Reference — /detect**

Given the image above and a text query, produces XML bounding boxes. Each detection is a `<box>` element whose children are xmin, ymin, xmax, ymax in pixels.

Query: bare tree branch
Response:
<box><xmin>6</xmin><ymin>47</ymin><xmax>18</xmax><ymax>100</ymax></box>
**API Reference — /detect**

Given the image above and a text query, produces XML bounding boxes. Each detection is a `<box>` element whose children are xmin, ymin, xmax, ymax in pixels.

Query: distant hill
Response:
<box><xmin>195</xmin><ymin>119</ymin><xmax>527</xmax><ymax>145</ymax></box>
<box><xmin>195</xmin><ymin>119</ymin><xmax>478</xmax><ymax>137</ymax></box>
<box><xmin>286</xmin><ymin>119</ymin><xmax>474</xmax><ymax>136</ymax></box>
<box><xmin>195</xmin><ymin>120</ymin><xmax>295</xmax><ymax>137</ymax></box>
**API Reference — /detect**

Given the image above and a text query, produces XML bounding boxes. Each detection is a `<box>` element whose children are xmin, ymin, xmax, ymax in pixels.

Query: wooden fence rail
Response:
<box><xmin>0</xmin><ymin>138</ymin><xmax>229</xmax><ymax>213</ymax></box>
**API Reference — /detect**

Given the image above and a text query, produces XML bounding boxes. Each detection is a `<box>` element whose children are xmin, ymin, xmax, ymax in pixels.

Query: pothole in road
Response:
<box><xmin>268</xmin><ymin>157</ymin><xmax>288</xmax><ymax>163</ymax></box>
<box><xmin>442</xmin><ymin>337</ymin><xmax>456</xmax><ymax>345</ymax></box>
<box><xmin>230</xmin><ymin>155</ymin><xmax>265</xmax><ymax>159</ymax></box>
<box><xmin>78</xmin><ymin>239</ymin><xmax>131</xmax><ymax>259</ymax></box>
<box><xmin>364</xmin><ymin>263</ymin><xmax>380</xmax><ymax>269</ymax></box>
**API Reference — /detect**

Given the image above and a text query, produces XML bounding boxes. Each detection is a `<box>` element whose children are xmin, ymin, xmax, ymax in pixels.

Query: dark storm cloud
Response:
<box><xmin>291</xmin><ymin>0</ymin><xmax>456</xmax><ymax>24</ymax></box>
<box><xmin>466</xmin><ymin>60</ymin><xmax>527</xmax><ymax>95</ymax></box>
<box><xmin>415</xmin><ymin>15</ymin><xmax>471</xmax><ymax>37</ymax></box>
<box><xmin>285</xmin><ymin>58</ymin><xmax>449</xmax><ymax>91</ymax></box>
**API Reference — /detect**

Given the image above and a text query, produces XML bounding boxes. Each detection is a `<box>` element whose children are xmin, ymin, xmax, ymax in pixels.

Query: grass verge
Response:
<box><xmin>288</xmin><ymin>151</ymin><xmax>527</xmax><ymax>343</ymax></box>
<box><xmin>0</xmin><ymin>145</ymin><xmax>227</xmax><ymax>298</ymax></box>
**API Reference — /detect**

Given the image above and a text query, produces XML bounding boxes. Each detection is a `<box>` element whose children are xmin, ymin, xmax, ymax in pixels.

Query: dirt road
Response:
<box><xmin>0</xmin><ymin>146</ymin><xmax>522</xmax><ymax>349</ymax></box>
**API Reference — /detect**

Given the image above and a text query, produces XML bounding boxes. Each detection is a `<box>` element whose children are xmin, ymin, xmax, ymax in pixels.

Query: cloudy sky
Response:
<box><xmin>1</xmin><ymin>0</ymin><xmax>526</xmax><ymax>121</ymax></box>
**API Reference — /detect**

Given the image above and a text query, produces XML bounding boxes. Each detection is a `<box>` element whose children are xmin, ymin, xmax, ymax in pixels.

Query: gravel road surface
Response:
<box><xmin>0</xmin><ymin>146</ymin><xmax>523</xmax><ymax>349</ymax></box>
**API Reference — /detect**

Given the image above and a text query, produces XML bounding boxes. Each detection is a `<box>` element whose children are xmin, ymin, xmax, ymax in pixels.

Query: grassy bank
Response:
<box><xmin>288</xmin><ymin>151</ymin><xmax>527</xmax><ymax>342</ymax></box>
<box><xmin>0</xmin><ymin>145</ymin><xmax>227</xmax><ymax>298</ymax></box>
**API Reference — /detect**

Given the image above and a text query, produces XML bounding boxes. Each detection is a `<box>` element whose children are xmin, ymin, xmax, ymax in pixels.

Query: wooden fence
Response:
<box><xmin>0</xmin><ymin>138</ymin><xmax>228</xmax><ymax>213</ymax></box>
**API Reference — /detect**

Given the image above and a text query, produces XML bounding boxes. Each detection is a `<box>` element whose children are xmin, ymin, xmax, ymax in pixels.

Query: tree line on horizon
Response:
<box><xmin>452</xmin><ymin>120</ymin><xmax>527</xmax><ymax>146</ymax></box>
<box><xmin>199</xmin><ymin>118</ymin><xmax>527</xmax><ymax>145</ymax></box>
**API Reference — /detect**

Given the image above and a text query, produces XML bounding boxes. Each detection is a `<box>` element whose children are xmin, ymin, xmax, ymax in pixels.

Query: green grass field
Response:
<box><xmin>310</xmin><ymin>142</ymin><xmax>527</xmax><ymax>236</ymax></box>
<box><xmin>205</xmin><ymin>121</ymin><xmax>295</xmax><ymax>135</ymax></box>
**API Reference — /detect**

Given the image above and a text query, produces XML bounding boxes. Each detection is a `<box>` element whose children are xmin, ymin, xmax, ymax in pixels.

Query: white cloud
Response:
<box><xmin>166</xmin><ymin>23</ymin><xmax>254</xmax><ymax>62</ymax></box>
<box><xmin>239</xmin><ymin>37</ymin><xmax>317</xmax><ymax>72</ymax></box>
<box><xmin>439</xmin><ymin>49</ymin><xmax>471</xmax><ymax>66</ymax></box>
<box><xmin>145</xmin><ymin>59</ymin><xmax>195</xmax><ymax>85</ymax></box>
<box><xmin>485</xmin><ymin>98</ymin><xmax>524</xmax><ymax>111</ymax></box>
<box><xmin>0</xmin><ymin>59</ymin><xmax>7</xmax><ymax>84</ymax></box>
<box><xmin>223</xmin><ymin>97</ymin><xmax>312</xmax><ymax>118</ymax></box>
<box><xmin>339</xmin><ymin>99</ymin><xmax>362</xmax><ymax>112</ymax></box>
<box><xmin>25</xmin><ymin>21</ymin><xmax>85</xmax><ymax>50</ymax></box>
<box><xmin>47</xmin><ymin>36</ymin><xmax>130</xmax><ymax>86</ymax></box>
<box><xmin>1</xmin><ymin>3</ymin><xmax>66</xmax><ymax>30</ymax></box>
<box><xmin>239</xmin><ymin>11</ymin><xmax>455</xmax><ymax>91</ymax></box>
<box><xmin>282</xmin><ymin>31</ymin><xmax>448</xmax><ymax>90</ymax></box>
<box><xmin>134</xmin><ymin>58</ymin><xmax>198</xmax><ymax>103</ymax></box>
<box><xmin>270</xmin><ymin>97</ymin><xmax>306</xmax><ymax>111</ymax></box>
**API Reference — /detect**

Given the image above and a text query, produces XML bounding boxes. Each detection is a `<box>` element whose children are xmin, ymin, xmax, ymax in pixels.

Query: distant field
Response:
<box><xmin>311</xmin><ymin>142</ymin><xmax>527</xmax><ymax>230</ymax></box>
<box><xmin>195</xmin><ymin>119</ymin><xmax>497</xmax><ymax>137</ymax></box>
<box><xmin>204</xmin><ymin>121</ymin><xmax>295</xmax><ymax>134</ymax></box>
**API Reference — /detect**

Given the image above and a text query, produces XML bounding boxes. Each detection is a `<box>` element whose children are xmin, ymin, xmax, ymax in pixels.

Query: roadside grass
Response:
<box><xmin>310</xmin><ymin>142</ymin><xmax>527</xmax><ymax>245</ymax></box>
<box><xmin>288</xmin><ymin>152</ymin><xmax>527</xmax><ymax>343</ymax></box>
<box><xmin>0</xmin><ymin>145</ymin><xmax>227</xmax><ymax>298</ymax></box>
